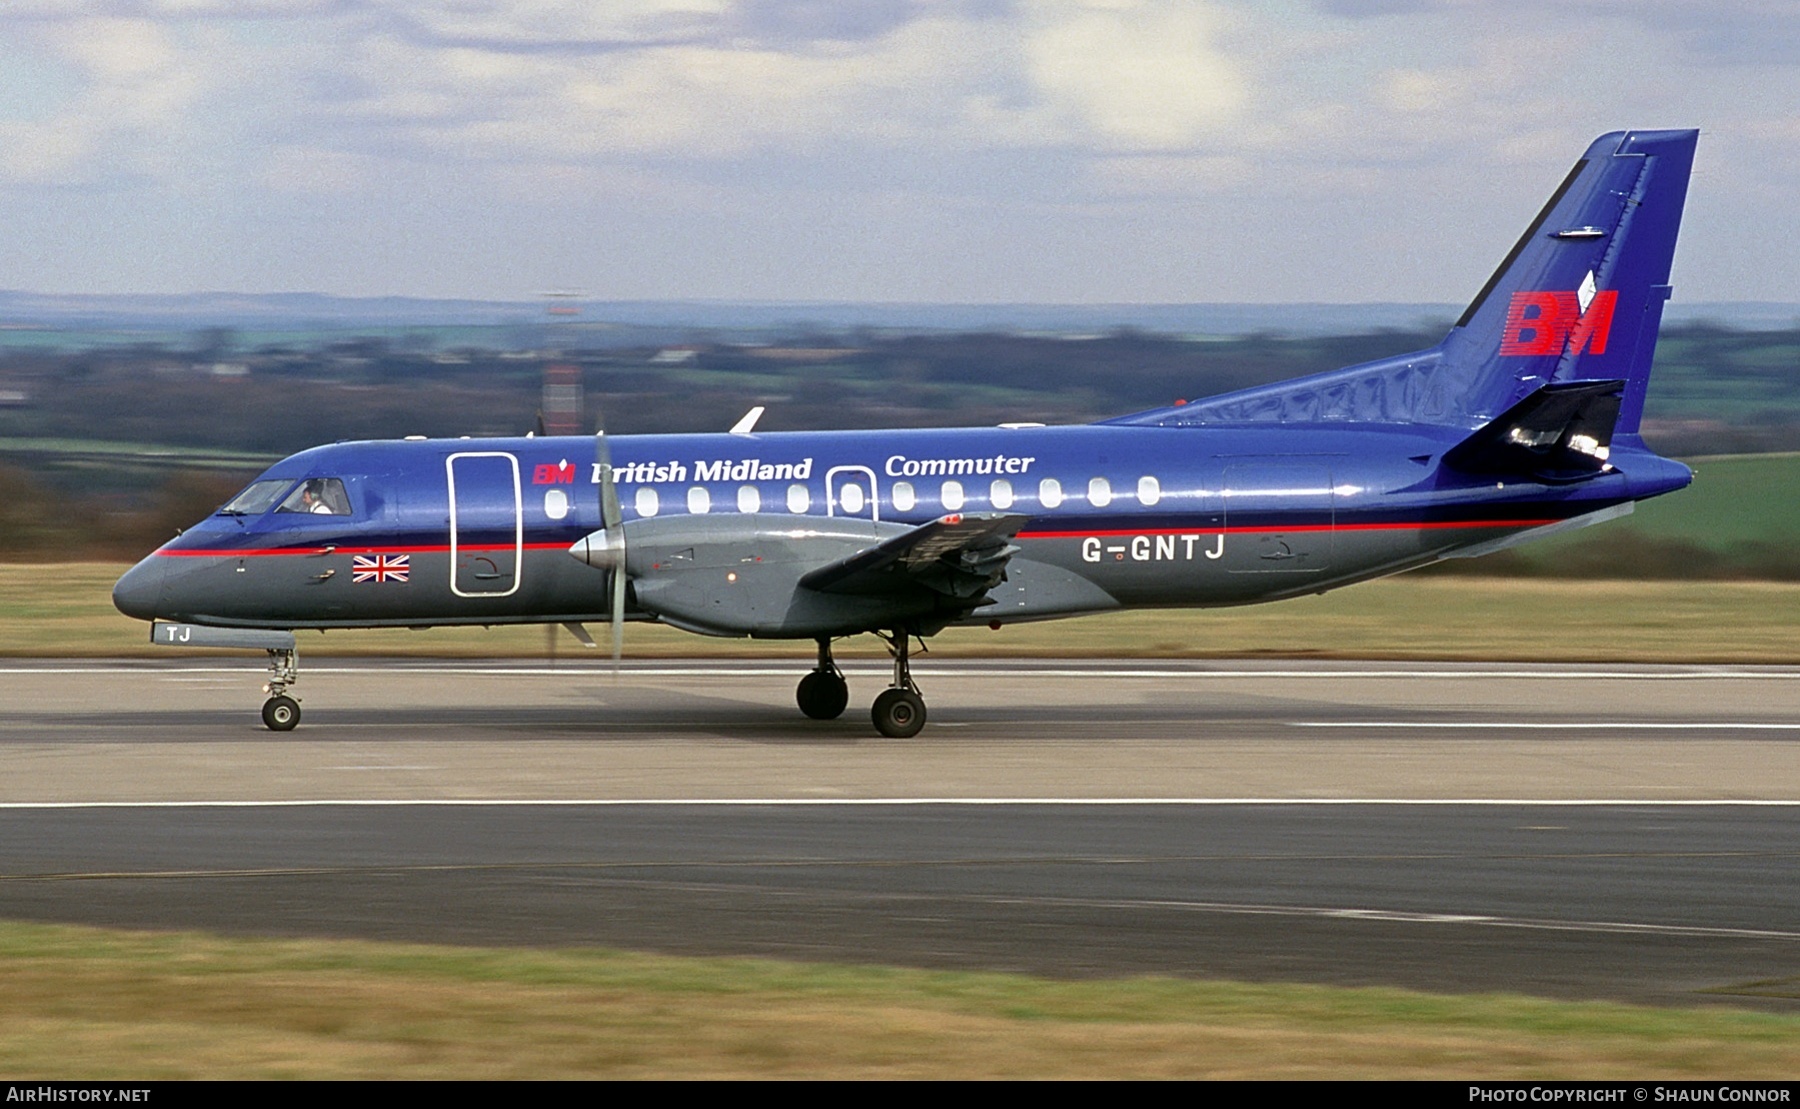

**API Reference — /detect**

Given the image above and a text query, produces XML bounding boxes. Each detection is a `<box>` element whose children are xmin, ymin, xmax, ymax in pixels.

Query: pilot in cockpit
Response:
<box><xmin>278</xmin><ymin>478</ymin><xmax>350</xmax><ymax>515</ymax></box>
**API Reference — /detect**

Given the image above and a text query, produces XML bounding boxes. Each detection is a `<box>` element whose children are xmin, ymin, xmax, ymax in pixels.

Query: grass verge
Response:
<box><xmin>11</xmin><ymin>563</ymin><xmax>1800</xmax><ymax>663</ymax></box>
<box><xmin>2</xmin><ymin>921</ymin><xmax>1797</xmax><ymax>1079</ymax></box>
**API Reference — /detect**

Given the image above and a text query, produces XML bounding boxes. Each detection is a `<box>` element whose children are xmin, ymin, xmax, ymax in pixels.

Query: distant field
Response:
<box><xmin>1637</xmin><ymin>452</ymin><xmax>1800</xmax><ymax>545</ymax></box>
<box><xmin>1</xmin><ymin>922</ymin><xmax>1796</xmax><ymax>1079</ymax></box>
<box><xmin>1514</xmin><ymin>452</ymin><xmax>1800</xmax><ymax>563</ymax></box>
<box><xmin>10</xmin><ymin>563</ymin><xmax>1800</xmax><ymax>663</ymax></box>
<box><xmin>1333</xmin><ymin>451</ymin><xmax>1800</xmax><ymax>579</ymax></box>
<box><xmin>0</xmin><ymin>436</ymin><xmax>276</xmax><ymax>469</ymax></box>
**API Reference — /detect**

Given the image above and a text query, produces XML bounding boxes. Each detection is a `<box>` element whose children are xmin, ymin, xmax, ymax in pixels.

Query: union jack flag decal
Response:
<box><xmin>352</xmin><ymin>554</ymin><xmax>409</xmax><ymax>583</ymax></box>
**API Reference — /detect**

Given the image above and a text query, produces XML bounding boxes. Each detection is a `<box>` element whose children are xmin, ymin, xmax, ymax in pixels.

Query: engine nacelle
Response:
<box><xmin>570</xmin><ymin>514</ymin><xmax>931</xmax><ymax>637</ymax></box>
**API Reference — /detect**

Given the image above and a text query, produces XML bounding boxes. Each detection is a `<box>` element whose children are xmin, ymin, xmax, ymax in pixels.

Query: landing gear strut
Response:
<box><xmin>871</xmin><ymin>629</ymin><xmax>926</xmax><ymax>739</ymax></box>
<box><xmin>261</xmin><ymin>646</ymin><xmax>301</xmax><ymax>731</ymax></box>
<box><xmin>796</xmin><ymin>638</ymin><xmax>849</xmax><ymax>720</ymax></box>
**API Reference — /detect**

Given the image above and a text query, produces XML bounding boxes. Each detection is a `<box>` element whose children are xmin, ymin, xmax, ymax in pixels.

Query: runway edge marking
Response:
<box><xmin>1291</xmin><ymin>721</ymin><xmax>1800</xmax><ymax>730</ymax></box>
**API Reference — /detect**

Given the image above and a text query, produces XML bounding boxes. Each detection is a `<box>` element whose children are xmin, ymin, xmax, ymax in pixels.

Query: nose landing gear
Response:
<box><xmin>261</xmin><ymin>647</ymin><xmax>301</xmax><ymax>731</ymax></box>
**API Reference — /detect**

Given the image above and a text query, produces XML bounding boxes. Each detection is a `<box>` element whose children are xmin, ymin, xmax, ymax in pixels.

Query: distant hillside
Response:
<box><xmin>0</xmin><ymin>315</ymin><xmax>1796</xmax><ymax>565</ymax></box>
<box><xmin>1</xmin><ymin>291</ymin><xmax>1793</xmax><ymax>345</ymax></box>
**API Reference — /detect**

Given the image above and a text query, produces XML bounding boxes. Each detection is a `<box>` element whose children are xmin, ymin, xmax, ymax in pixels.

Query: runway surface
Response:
<box><xmin>3</xmin><ymin>659</ymin><xmax>1800</xmax><ymax>1008</ymax></box>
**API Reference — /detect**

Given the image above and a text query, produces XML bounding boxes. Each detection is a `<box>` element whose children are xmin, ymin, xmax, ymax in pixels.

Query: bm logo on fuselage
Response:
<box><xmin>532</xmin><ymin>461</ymin><xmax>577</xmax><ymax>484</ymax></box>
<box><xmin>1500</xmin><ymin>288</ymin><xmax>1618</xmax><ymax>356</ymax></box>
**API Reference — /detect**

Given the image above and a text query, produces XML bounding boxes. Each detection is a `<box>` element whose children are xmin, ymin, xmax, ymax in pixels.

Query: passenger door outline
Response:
<box><xmin>825</xmin><ymin>465</ymin><xmax>879</xmax><ymax>521</ymax></box>
<box><xmin>447</xmin><ymin>451</ymin><xmax>524</xmax><ymax>598</ymax></box>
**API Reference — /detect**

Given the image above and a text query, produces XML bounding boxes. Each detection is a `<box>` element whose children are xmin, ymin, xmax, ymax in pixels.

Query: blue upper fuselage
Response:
<box><xmin>157</xmin><ymin>421</ymin><xmax>1692</xmax><ymax>559</ymax></box>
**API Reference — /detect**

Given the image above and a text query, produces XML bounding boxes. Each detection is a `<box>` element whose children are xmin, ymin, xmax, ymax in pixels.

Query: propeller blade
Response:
<box><xmin>610</xmin><ymin>563</ymin><xmax>626</xmax><ymax>665</ymax></box>
<box><xmin>596</xmin><ymin>414</ymin><xmax>621</xmax><ymax>533</ymax></box>
<box><xmin>595</xmin><ymin>410</ymin><xmax>626</xmax><ymax>669</ymax></box>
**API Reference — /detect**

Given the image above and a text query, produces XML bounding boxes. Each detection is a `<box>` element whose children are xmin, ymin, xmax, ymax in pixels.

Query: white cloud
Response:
<box><xmin>1019</xmin><ymin>0</ymin><xmax>1246</xmax><ymax>150</ymax></box>
<box><xmin>262</xmin><ymin>144</ymin><xmax>377</xmax><ymax>194</ymax></box>
<box><xmin>0</xmin><ymin>3</ymin><xmax>1253</xmax><ymax>187</ymax></box>
<box><xmin>0</xmin><ymin>17</ymin><xmax>206</xmax><ymax>185</ymax></box>
<box><xmin>0</xmin><ymin>119</ymin><xmax>92</xmax><ymax>184</ymax></box>
<box><xmin>321</xmin><ymin>6</ymin><xmax>1013</xmax><ymax>163</ymax></box>
<box><xmin>1086</xmin><ymin>152</ymin><xmax>1256</xmax><ymax>196</ymax></box>
<box><xmin>2</xmin><ymin>1</ymin><xmax>1800</xmax><ymax>299</ymax></box>
<box><xmin>301</xmin><ymin>1</ymin><xmax>1260</xmax><ymax>175</ymax></box>
<box><xmin>397</xmin><ymin>0</ymin><xmax>732</xmax><ymax>46</ymax></box>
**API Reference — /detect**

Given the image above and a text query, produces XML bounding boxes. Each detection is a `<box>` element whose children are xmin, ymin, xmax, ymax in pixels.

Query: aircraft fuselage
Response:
<box><xmin>113</xmin><ymin>422</ymin><xmax>1690</xmax><ymax>637</ymax></box>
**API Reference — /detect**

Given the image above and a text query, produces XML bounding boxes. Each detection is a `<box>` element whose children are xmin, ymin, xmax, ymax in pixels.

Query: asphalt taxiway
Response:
<box><xmin>3</xmin><ymin>659</ymin><xmax>1799</xmax><ymax>1008</ymax></box>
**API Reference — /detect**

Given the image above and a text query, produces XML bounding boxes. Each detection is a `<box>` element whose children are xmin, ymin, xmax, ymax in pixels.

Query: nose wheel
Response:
<box><xmin>260</xmin><ymin>647</ymin><xmax>302</xmax><ymax>731</ymax></box>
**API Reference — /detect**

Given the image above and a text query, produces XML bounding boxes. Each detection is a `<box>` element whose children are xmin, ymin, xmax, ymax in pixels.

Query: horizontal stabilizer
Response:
<box><xmin>800</xmin><ymin>512</ymin><xmax>1028</xmax><ymax>598</ymax></box>
<box><xmin>1441</xmin><ymin>379</ymin><xmax>1623</xmax><ymax>483</ymax></box>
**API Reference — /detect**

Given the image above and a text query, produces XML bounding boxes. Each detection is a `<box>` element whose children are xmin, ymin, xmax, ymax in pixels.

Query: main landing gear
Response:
<box><xmin>871</xmin><ymin>629</ymin><xmax>926</xmax><ymax>739</ymax></box>
<box><xmin>793</xmin><ymin>632</ymin><xmax>928</xmax><ymax>738</ymax></box>
<box><xmin>261</xmin><ymin>646</ymin><xmax>301</xmax><ymax>731</ymax></box>
<box><xmin>796</xmin><ymin>638</ymin><xmax>850</xmax><ymax>720</ymax></box>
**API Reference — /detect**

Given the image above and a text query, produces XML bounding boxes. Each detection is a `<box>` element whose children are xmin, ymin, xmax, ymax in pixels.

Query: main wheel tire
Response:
<box><xmin>796</xmin><ymin>670</ymin><xmax>849</xmax><ymax>720</ymax></box>
<box><xmin>871</xmin><ymin>688</ymin><xmax>926</xmax><ymax>738</ymax></box>
<box><xmin>261</xmin><ymin>695</ymin><xmax>300</xmax><ymax>732</ymax></box>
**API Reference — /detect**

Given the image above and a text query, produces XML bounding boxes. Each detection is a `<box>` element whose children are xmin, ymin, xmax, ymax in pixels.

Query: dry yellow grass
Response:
<box><xmin>1</xmin><ymin>922</ymin><xmax>1797</xmax><ymax>1079</ymax></box>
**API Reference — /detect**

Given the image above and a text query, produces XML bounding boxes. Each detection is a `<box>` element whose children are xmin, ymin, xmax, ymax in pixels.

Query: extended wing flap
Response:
<box><xmin>799</xmin><ymin>512</ymin><xmax>1030</xmax><ymax>597</ymax></box>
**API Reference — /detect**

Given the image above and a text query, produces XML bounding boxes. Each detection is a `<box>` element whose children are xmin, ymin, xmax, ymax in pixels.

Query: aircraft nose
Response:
<box><xmin>112</xmin><ymin>557</ymin><xmax>167</xmax><ymax>621</ymax></box>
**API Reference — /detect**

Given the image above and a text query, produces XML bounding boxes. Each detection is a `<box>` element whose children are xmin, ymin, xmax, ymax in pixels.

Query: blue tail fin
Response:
<box><xmin>1442</xmin><ymin>128</ymin><xmax>1696</xmax><ymax>434</ymax></box>
<box><xmin>1108</xmin><ymin>129</ymin><xmax>1697</xmax><ymax>433</ymax></box>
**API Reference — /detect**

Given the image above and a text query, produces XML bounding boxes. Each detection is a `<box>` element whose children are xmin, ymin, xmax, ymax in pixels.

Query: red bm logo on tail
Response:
<box><xmin>1500</xmin><ymin>289</ymin><xmax>1618</xmax><ymax>356</ymax></box>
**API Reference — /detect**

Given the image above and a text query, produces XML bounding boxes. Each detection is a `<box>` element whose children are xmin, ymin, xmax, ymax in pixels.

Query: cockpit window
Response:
<box><xmin>276</xmin><ymin>477</ymin><xmax>351</xmax><ymax>516</ymax></box>
<box><xmin>219</xmin><ymin>479</ymin><xmax>295</xmax><ymax>516</ymax></box>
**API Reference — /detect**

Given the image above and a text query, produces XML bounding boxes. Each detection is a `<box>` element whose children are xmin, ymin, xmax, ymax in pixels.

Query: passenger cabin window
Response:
<box><xmin>635</xmin><ymin>487</ymin><xmax>660</xmax><ymax>517</ymax></box>
<box><xmin>787</xmin><ymin>483</ymin><xmax>810</xmax><ymax>513</ymax></box>
<box><xmin>941</xmin><ymin>480</ymin><xmax>965</xmax><ymax>511</ymax></box>
<box><xmin>891</xmin><ymin>481</ymin><xmax>916</xmax><ymax>512</ymax></box>
<box><xmin>738</xmin><ymin>485</ymin><xmax>761</xmax><ymax>513</ymax></box>
<box><xmin>688</xmin><ymin>486</ymin><xmax>711</xmax><ymax>515</ymax></box>
<box><xmin>1039</xmin><ymin>478</ymin><xmax>1063</xmax><ymax>509</ymax></box>
<box><xmin>1137</xmin><ymin>476</ymin><xmax>1161</xmax><ymax>506</ymax></box>
<box><xmin>1088</xmin><ymin>477</ymin><xmax>1112</xmax><ymax>507</ymax></box>
<box><xmin>990</xmin><ymin>479</ymin><xmax>1014</xmax><ymax>509</ymax></box>
<box><xmin>276</xmin><ymin>478</ymin><xmax>350</xmax><ymax>516</ymax></box>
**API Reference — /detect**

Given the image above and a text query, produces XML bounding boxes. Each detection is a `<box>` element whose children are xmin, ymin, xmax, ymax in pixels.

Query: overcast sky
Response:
<box><xmin>2</xmin><ymin>1</ymin><xmax>1795</xmax><ymax>305</ymax></box>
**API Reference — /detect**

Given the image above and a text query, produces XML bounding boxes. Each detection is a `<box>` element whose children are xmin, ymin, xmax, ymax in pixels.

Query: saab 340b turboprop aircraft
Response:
<box><xmin>113</xmin><ymin>128</ymin><xmax>1699</xmax><ymax>738</ymax></box>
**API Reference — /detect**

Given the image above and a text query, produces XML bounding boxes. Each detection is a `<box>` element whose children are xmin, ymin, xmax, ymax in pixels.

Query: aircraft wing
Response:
<box><xmin>799</xmin><ymin>512</ymin><xmax>1029</xmax><ymax>600</ymax></box>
